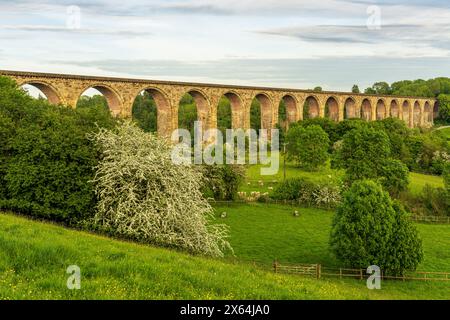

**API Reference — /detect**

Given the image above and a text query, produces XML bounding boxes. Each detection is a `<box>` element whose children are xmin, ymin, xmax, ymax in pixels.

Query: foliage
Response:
<box><xmin>0</xmin><ymin>76</ymin><xmax>116</xmax><ymax>224</ymax></box>
<box><xmin>250</xmin><ymin>98</ymin><xmax>261</xmax><ymax>132</ymax></box>
<box><xmin>201</xmin><ymin>164</ymin><xmax>245</xmax><ymax>201</ymax></box>
<box><xmin>132</xmin><ymin>91</ymin><xmax>157</xmax><ymax>133</ymax></box>
<box><xmin>217</xmin><ymin>96</ymin><xmax>232</xmax><ymax>136</ymax></box>
<box><xmin>77</xmin><ymin>95</ymin><xmax>109</xmax><ymax>111</ymax></box>
<box><xmin>436</xmin><ymin>94</ymin><xmax>450</xmax><ymax>124</ymax></box>
<box><xmin>285</xmin><ymin>125</ymin><xmax>330</xmax><ymax>170</ymax></box>
<box><xmin>351</xmin><ymin>85</ymin><xmax>360</xmax><ymax>93</ymax></box>
<box><xmin>330</xmin><ymin>180</ymin><xmax>423</xmax><ymax>275</ymax></box>
<box><xmin>333</xmin><ymin>126</ymin><xmax>391</xmax><ymax>181</ymax></box>
<box><xmin>379</xmin><ymin>159</ymin><xmax>410</xmax><ymax>197</ymax></box>
<box><xmin>178</xmin><ymin>93</ymin><xmax>198</xmax><ymax>138</ymax></box>
<box><xmin>91</xmin><ymin>121</ymin><xmax>231</xmax><ymax>257</ymax></box>
<box><xmin>272</xmin><ymin>178</ymin><xmax>342</xmax><ymax>209</ymax></box>
<box><xmin>386</xmin><ymin>202</ymin><xmax>424</xmax><ymax>275</ymax></box>
<box><xmin>295</xmin><ymin>117</ymin><xmax>340</xmax><ymax>144</ymax></box>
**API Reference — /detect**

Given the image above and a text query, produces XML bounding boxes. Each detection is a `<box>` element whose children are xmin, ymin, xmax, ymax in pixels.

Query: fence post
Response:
<box><xmin>273</xmin><ymin>260</ymin><xmax>278</xmax><ymax>273</ymax></box>
<box><xmin>360</xmin><ymin>269</ymin><xmax>363</xmax><ymax>280</ymax></box>
<box><xmin>316</xmin><ymin>264</ymin><xmax>321</xmax><ymax>279</ymax></box>
<box><xmin>339</xmin><ymin>268</ymin><xmax>342</xmax><ymax>279</ymax></box>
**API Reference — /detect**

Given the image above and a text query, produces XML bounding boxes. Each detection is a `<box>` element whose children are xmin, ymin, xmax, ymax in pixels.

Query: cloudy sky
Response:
<box><xmin>1</xmin><ymin>0</ymin><xmax>450</xmax><ymax>91</ymax></box>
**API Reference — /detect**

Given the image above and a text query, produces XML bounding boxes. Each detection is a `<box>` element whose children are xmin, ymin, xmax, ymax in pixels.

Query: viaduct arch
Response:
<box><xmin>1</xmin><ymin>70</ymin><xmax>436</xmax><ymax>137</ymax></box>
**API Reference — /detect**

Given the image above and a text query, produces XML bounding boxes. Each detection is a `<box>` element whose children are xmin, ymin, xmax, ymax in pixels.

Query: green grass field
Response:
<box><xmin>240</xmin><ymin>154</ymin><xmax>444</xmax><ymax>196</ymax></box>
<box><xmin>214</xmin><ymin>203</ymin><xmax>450</xmax><ymax>272</ymax></box>
<box><xmin>0</xmin><ymin>210</ymin><xmax>449</xmax><ymax>300</ymax></box>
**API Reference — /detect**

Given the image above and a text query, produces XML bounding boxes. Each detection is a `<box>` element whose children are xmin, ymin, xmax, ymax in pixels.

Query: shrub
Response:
<box><xmin>330</xmin><ymin>180</ymin><xmax>423</xmax><ymax>275</ymax></box>
<box><xmin>296</xmin><ymin>118</ymin><xmax>339</xmax><ymax>143</ymax></box>
<box><xmin>272</xmin><ymin>178</ymin><xmax>341</xmax><ymax>209</ymax></box>
<box><xmin>379</xmin><ymin>159</ymin><xmax>410</xmax><ymax>197</ymax></box>
<box><xmin>285</xmin><ymin>125</ymin><xmax>330</xmax><ymax>171</ymax></box>
<box><xmin>0</xmin><ymin>76</ymin><xmax>116</xmax><ymax>224</ymax></box>
<box><xmin>333</xmin><ymin>126</ymin><xmax>391</xmax><ymax>182</ymax></box>
<box><xmin>420</xmin><ymin>185</ymin><xmax>449</xmax><ymax>216</ymax></box>
<box><xmin>387</xmin><ymin>202</ymin><xmax>423</xmax><ymax>275</ymax></box>
<box><xmin>91</xmin><ymin>121</ymin><xmax>231</xmax><ymax>257</ymax></box>
<box><xmin>200</xmin><ymin>164</ymin><xmax>245</xmax><ymax>201</ymax></box>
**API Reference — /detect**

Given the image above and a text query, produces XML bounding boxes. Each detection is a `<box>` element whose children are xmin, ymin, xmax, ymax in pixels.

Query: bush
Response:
<box><xmin>201</xmin><ymin>164</ymin><xmax>245</xmax><ymax>201</ymax></box>
<box><xmin>285</xmin><ymin>125</ymin><xmax>330</xmax><ymax>171</ymax></box>
<box><xmin>379</xmin><ymin>159</ymin><xmax>410</xmax><ymax>197</ymax></box>
<box><xmin>91</xmin><ymin>121</ymin><xmax>231</xmax><ymax>257</ymax></box>
<box><xmin>0</xmin><ymin>76</ymin><xmax>116</xmax><ymax>224</ymax></box>
<box><xmin>296</xmin><ymin>118</ymin><xmax>339</xmax><ymax>144</ymax></box>
<box><xmin>386</xmin><ymin>202</ymin><xmax>423</xmax><ymax>275</ymax></box>
<box><xmin>333</xmin><ymin>126</ymin><xmax>391</xmax><ymax>182</ymax></box>
<box><xmin>330</xmin><ymin>180</ymin><xmax>423</xmax><ymax>275</ymax></box>
<box><xmin>272</xmin><ymin>178</ymin><xmax>341</xmax><ymax>209</ymax></box>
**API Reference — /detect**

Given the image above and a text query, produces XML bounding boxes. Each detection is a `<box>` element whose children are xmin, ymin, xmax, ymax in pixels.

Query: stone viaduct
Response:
<box><xmin>0</xmin><ymin>70</ymin><xmax>437</xmax><ymax>138</ymax></box>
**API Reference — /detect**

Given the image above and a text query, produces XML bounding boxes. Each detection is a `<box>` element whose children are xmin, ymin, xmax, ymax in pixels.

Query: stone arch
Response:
<box><xmin>133</xmin><ymin>86</ymin><xmax>172</xmax><ymax>137</ymax></box>
<box><xmin>433</xmin><ymin>101</ymin><xmax>439</xmax><ymax>119</ymax></box>
<box><xmin>21</xmin><ymin>81</ymin><xmax>62</xmax><ymax>105</ymax></box>
<box><xmin>424</xmin><ymin>101</ymin><xmax>433</xmax><ymax>124</ymax></box>
<box><xmin>402</xmin><ymin>100</ymin><xmax>411</xmax><ymax>126</ymax></box>
<box><xmin>305</xmin><ymin>95</ymin><xmax>320</xmax><ymax>119</ymax></box>
<box><xmin>413</xmin><ymin>101</ymin><xmax>421</xmax><ymax>126</ymax></box>
<box><xmin>176</xmin><ymin>88</ymin><xmax>211</xmax><ymax>137</ymax></box>
<box><xmin>279</xmin><ymin>94</ymin><xmax>298</xmax><ymax>130</ymax></box>
<box><xmin>344</xmin><ymin>97</ymin><xmax>357</xmax><ymax>119</ymax></box>
<box><xmin>390</xmin><ymin>99</ymin><xmax>400</xmax><ymax>118</ymax></box>
<box><xmin>253</xmin><ymin>92</ymin><xmax>273</xmax><ymax>130</ymax></box>
<box><xmin>223</xmin><ymin>91</ymin><xmax>244</xmax><ymax>129</ymax></box>
<box><xmin>78</xmin><ymin>84</ymin><xmax>122</xmax><ymax>116</ymax></box>
<box><xmin>376</xmin><ymin>99</ymin><xmax>387</xmax><ymax>120</ymax></box>
<box><xmin>361</xmin><ymin>98</ymin><xmax>372</xmax><ymax>121</ymax></box>
<box><xmin>325</xmin><ymin>96</ymin><xmax>339</xmax><ymax>121</ymax></box>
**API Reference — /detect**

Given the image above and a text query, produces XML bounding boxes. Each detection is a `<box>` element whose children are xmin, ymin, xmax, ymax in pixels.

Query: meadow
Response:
<box><xmin>239</xmin><ymin>153</ymin><xmax>444</xmax><ymax>196</ymax></box>
<box><xmin>0</xmin><ymin>211</ymin><xmax>449</xmax><ymax>300</ymax></box>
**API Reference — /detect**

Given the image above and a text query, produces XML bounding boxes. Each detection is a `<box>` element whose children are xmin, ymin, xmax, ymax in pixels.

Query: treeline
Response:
<box><xmin>354</xmin><ymin>77</ymin><xmax>450</xmax><ymax>124</ymax></box>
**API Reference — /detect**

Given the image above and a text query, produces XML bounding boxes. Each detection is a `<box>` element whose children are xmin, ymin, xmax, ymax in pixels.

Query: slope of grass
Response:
<box><xmin>214</xmin><ymin>203</ymin><xmax>450</xmax><ymax>272</ymax></box>
<box><xmin>1</xmin><ymin>211</ymin><xmax>449</xmax><ymax>300</ymax></box>
<box><xmin>409</xmin><ymin>172</ymin><xmax>445</xmax><ymax>195</ymax></box>
<box><xmin>241</xmin><ymin>154</ymin><xmax>444</xmax><ymax>196</ymax></box>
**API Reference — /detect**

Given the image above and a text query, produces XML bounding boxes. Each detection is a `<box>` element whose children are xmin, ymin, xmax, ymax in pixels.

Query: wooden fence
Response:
<box><xmin>410</xmin><ymin>215</ymin><xmax>450</xmax><ymax>224</ymax></box>
<box><xmin>272</xmin><ymin>261</ymin><xmax>450</xmax><ymax>282</ymax></box>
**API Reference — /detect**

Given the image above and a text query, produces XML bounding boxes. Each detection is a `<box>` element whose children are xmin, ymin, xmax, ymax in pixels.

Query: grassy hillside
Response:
<box><xmin>241</xmin><ymin>154</ymin><xmax>444</xmax><ymax>195</ymax></box>
<box><xmin>215</xmin><ymin>203</ymin><xmax>450</xmax><ymax>271</ymax></box>
<box><xmin>0</xmin><ymin>211</ymin><xmax>449</xmax><ymax>300</ymax></box>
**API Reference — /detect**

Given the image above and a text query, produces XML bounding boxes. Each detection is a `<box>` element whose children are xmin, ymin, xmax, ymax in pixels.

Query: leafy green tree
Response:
<box><xmin>132</xmin><ymin>91</ymin><xmax>157</xmax><ymax>133</ymax></box>
<box><xmin>77</xmin><ymin>95</ymin><xmax>109</xmax><ymax>111</ymax></box>
<box><xmin>201</xmin><ymin>164</ymin><xmax>245</xmax><ymax>201</ymax></box>
<box><xmin>297</xmin><ymin>117</ymin><xmax>339</xmax><ymax>144</ymax></box>
<box><xmin>333</xmin><ymin>126</ymin><xmax>391</xmax><ymax>181</ymax></box>
<box><xmin>330</xmin><ymin>180</ymin><xmax>422</xmax><ymax>275</ymax></box>
<box><xmin>178</xmin><ymin>93</ymin><xmax>198</xmax><ymax>138</ymax></box>
<box><xmin>379</xmin><ymin>159</ymin><xmax>410</xmax><ymax>197</ymax></box>
<box><xmin>250</xmin><ymin>98</ymin><xmax>261</xmax><ymax>132</ymax></box>
<box><xmin>437</xmin><ymin>94</ymin><xmax>450</xmax><ymax>124</ymax></box>
<box><xmin>313</xmin><ymin>86</ymin><xmax>323</xmax><ymax>92</ymax></box>
<box><xmin>351</xmin><ymin>85</ymin><xmax>360</xmax><ymax>93</ymax></box>
<box><xmin>0</xmin><ymin>76</ymin><xmax>116</xmax><ymax>224</ymax></box>
<box><xmin>372</xmin><ymin>82</ymin><xmax>392</xmax><ymax>95</ymax></box>
<box><xmin>217</xmin><ymin>96</ymin><xmax>232</xmax><ymax>136</ymax></box>
<box><xmin>387</xmin><ymin>202</ymin><xmax>424</xmax><ymax>275</ymax></box>
<box><xmin>286</xmin><ymin>125</ymin><xmax>330</xmax><ymax>170</ymax></box>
